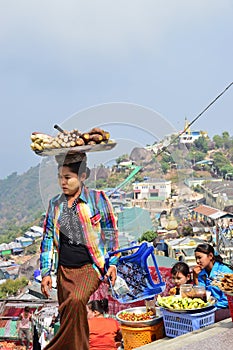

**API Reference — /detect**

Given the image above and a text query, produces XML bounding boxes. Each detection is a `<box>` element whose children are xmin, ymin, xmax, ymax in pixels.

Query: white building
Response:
<box><xmin>133</xmin><ymin>178</ymin><xmax>171</xmax><ymax>201</ymax></box>
<box><xmin>179</xmin><ymin>118</ymin><xmax>208</xmax><ymax>144</ymax></box>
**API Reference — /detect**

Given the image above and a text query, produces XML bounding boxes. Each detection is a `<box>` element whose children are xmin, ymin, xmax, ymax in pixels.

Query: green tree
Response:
<box><xmin>139</xmin><ymin>230</ymin><xmax>157</xmax><ymax>242</ymax></box>
<box><xmin>221</xmin><ymin>165</ymin><xmax>233</xmax><ymax>178</ymax></box>
<box><xmin>222</xmin><ymin>131</ymin><xmax>233</xmax><ymax>150</ymax></box>
<box><xmin>213</xmin><ymin>152</ymin><xmax>231</xmax><ymax>175</ymax></box>
<box><xmin>161</xmin><ymin>162</ymin><xmax>170</xmax><ymax>174</ymax></box>
<box><xmin>115</xmin><ymin>154</ymin><xmax>129</xmax><ymax>164</ymax></box>
<box><xmin>0</xmin><ymin>277</ymin><xmax>28</xmax><ymax>298</ymax></box>
<box><xmin>194</xmin><ymin>136</ymin><xmax>209</xmax><ymax>153</ymax></box>
<box><xmin>213</xmin><ymin>135</ymin><xmax>224</xmax><ymax>149</ymax></box>
<box><xmin>180</xmin><ymin>226</ymin><xmax>193</xmax><ymax>236</ymax></box>
<box><xmin>192</xmin><ymin>184</ymin><xmax>203</xmax><ymax>193</ymax></box>
<box><xmin>189</xmin><ymin>150</ymin><xmax>206</xmax><ymax>165</ymax></box>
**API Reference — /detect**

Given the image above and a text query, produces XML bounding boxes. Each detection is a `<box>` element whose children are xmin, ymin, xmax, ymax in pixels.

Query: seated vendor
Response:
<box><xmin>193</xmin><ymin>243</ymin><xmax>233</xmax><ymax>322</ymax></box>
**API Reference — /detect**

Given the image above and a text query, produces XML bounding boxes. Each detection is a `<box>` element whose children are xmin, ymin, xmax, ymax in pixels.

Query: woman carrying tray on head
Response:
<box><xmin>40</xmin><ymin>152</ymin><xmax>119</xmax><ymax>350</ymax></box>
<box><xmin>193</xmin><ymin>243</ymin><xmax>233</xmax><ymax>322</ymax></box>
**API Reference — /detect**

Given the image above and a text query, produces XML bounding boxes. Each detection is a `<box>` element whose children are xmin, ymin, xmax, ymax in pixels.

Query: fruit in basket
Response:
<box><xmin>157</xmin><ymin>295</ymin><xmax>208</xmax><ymax>310</ymax></box>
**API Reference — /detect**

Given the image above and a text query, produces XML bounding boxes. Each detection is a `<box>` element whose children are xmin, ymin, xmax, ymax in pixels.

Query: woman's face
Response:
<box><xmin>172</xmin><ymin>272</ymin><xmax>190</xmax><ymax>287</ymax></box>
<box><xmin>195</xmin><ymin>251</ymin><xmax>214</xmax><ymax>270</ymax></box>
<box><xmin>58</xmin><ymin>166</ymin><xmax>85</xmax><ymax>197</ymax></box>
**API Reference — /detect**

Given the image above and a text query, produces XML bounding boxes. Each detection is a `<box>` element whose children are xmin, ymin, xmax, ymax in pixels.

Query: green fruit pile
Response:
<box><xmin>157</xmin><ymin>295</ymin><xmax>208</xmax><ymax>310</ymax></box>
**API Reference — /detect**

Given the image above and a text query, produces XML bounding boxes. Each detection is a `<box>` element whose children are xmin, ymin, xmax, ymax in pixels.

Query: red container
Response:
<box><xmin>226</xmin><ymin>294</ymin><xmax>233</xmax><ymax>321</ymax></box>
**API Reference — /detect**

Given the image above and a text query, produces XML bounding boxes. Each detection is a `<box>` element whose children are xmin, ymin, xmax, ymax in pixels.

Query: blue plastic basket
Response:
<box><xmin>105</xmin><ymin>242</ymin><xmax>166</xmax><ymax>303</ymax></box>
<box><xmin>161</xmin><ymin>307</ymin><xmax>216</xmax><ymax>337</ymax></box>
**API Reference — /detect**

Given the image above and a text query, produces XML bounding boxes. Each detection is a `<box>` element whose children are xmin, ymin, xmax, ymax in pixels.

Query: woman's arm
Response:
<box><xmin>40</xmin><ymin>200</ymin><xmax>56</xmax><ymax>279</ymax></box>
<box><xmin>97</xmin><ymin>190</ymin><xmax>119</xmax><ymax>253</ymax></box>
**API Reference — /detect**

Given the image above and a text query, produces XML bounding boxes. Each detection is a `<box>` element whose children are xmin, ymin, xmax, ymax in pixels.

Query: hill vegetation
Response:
<box><xmin>0</xmin><ymin>165</ymin><xmax>44</xmax><ymax>241</ymax></box>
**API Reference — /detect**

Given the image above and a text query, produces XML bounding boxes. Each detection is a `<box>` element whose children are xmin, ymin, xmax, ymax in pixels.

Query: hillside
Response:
<box><xmin>0</xmin><ymin>166</ymin><xmax>43</xmax><ymax>231</ymax></box>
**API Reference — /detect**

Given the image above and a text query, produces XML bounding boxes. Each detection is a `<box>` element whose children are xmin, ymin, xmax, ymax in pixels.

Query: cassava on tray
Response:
<box><xmin>30</xmin><ymin>127</ymin><xmax>111</xmax><ymax>152</ymax></box>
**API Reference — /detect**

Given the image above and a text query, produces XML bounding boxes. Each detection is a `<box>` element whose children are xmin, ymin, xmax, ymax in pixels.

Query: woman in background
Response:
<box><xmin>17</xmin><ymin>306</ymin><xmax>32</xmax><ymax>350</ymax></box>
<box><xmin>193</xmin><ymin>243</ymin><xmax>233</xmax><ymax>321</ymax></box>
<box><xmin>87</xmin><ymin>298</ymin><xmax>122</xmax><ymax>350</ymax></box>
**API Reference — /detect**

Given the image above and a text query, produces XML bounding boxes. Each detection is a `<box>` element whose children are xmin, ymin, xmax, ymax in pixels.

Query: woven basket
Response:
<box><xmin>120</xmin><ymin>319</ymin><xmax>164</xmax><ymax>350</ymax></box>
<box><xmin>162</xmin><ymin>307</ymin><xmax>216</xmax><ymax>338</ymax></box>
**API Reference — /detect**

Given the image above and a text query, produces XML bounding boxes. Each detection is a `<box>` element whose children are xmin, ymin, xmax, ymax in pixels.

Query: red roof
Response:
<box><xmin>193</xmin><ymin>205</ymin><xmax>219</xmax><ymax>215</ymax></box>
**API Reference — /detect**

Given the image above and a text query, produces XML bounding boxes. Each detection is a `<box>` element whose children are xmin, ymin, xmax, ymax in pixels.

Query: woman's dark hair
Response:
<box><xmin>194</xmin><ymin>243</ymin><xmax>223</xmax><ymax>264</ymax></box>
<box><xmin>58</xmin><ymin>161</ymin><xmax>90</xmax><ymax>179</ymax></box>
<box><xmin>171</xmin><ymin>262</ymin><xmax>190</xmax><ymax>278</ymax></box>
<box><xmin>24</xmin><ymin>306</ymin><xmax>30</xmax><ymax>313</ymax></box>
<box><xmin>87</xmin><ymin>298</ymin><xmax>108</xmax><ymax>314</ymax></box>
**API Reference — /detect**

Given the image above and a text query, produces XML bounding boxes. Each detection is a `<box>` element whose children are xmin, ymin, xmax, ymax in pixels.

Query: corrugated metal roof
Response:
<box><xmin>192</xmin><ymin>204</ymin><xmax>227</xmax><ymax>218</ymax></box>
<box><xmin>166</xmin><ymin>237</ymin><xmax>204</xmax><ymax>247</ymax></box>
<box><xmin>0</xmin><ymin>243</ymin><xmax>9</xmax><ymax>251</ymax></box>
<box><xmin>8</xmin><ymin>242</ymin><xmax>22</xmax><ymax>249</ymax></box>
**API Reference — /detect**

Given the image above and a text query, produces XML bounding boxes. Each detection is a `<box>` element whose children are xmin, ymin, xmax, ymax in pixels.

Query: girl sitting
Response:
<box><xmin>169</xmin><ymin>261</ymin><xmax>191</xmax><ymax>295</ymax></box>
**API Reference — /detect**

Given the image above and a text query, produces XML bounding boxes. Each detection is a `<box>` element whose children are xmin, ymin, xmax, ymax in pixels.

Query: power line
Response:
<box><xmin>157</xmin><ymin>81</ymin><xmax>233</xmax><ymax>156</ymax></box>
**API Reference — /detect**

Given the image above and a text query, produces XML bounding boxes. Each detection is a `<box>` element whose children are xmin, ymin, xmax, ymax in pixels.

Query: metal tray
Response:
<box><xmin>223</xmin><ymin>291</ymin><xmax>233</xmax><ymax>296</ymax></box>
<box><xmin>34</xmin><ymin>141</ymin><xmax>117</xmax><ymax>156</ymax></box>
<box><xmin>116</xmin><ymin>307</ymin><xmax>163</xmax><ymax>327</ymax></box>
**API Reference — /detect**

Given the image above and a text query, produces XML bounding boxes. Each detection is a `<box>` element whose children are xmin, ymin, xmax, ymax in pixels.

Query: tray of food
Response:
<box><xmin>156</xmin><ymin>295</ymin><xmax>216</xmax><ymax>313</ymax></box>
<box><xmin>212</xmin><ymin>273</ymin><xmax>233</xmax><ymax>295</ymax></box>
<box><xmin>116</xmin><ymin>307</ymin><xmax>163</xmax><ymax>327</ymax></box>
<box><xmin>30</xmin><ymin>125</ymin><xmax>116</xmax><ymax>156</ymax></box>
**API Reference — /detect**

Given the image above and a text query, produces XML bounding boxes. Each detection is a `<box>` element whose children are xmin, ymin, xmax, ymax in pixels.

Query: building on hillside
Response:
<box><xmin>0</xmin><ymin>243</ymin><xmax>11</xmax><ymax>257</ymax></box>
<box><xmin>179</xmin><ymin>118</ymin><xmax>208</xmax><ymax>144</ymax></box>
<box><xmin>24</xmin><ymin>230</ymin><xmax>42</xmax><ymax>241</ymax></box>
<box><xmin>165</xmin><ymin>237</ymin><xmax>206</xmax><ymax>267</ymax></box>
<box><xmin>1</xmin><ymin>265</ymin><xmax>20</xmax><ymax>280</ymax></box>
<box><xmin>145</xmin><ymin>134</ymin><xmax>175</xmax><ymax>154</ymax></box>
<box><xmin>15</xmin><ymin>236</ymin><xmax>33</xmax><ymax>247</ymax></box>
<box><xmin>133</xmin><ymin>178</ymin><xmax>171</xmax><ymax>201</ymax></box>
<box><xmin>30</xmin><ymin>225</ymin><xmax>43</xmax><ymax>235</ymax></box>
<box><xmin>191</xmin><ymin>204</ymin><xmax>233</xmax><ymax>225</ymax></box>
<box><xmin>184</xmin><ymin>177</ymin><xmax>214</xmax><ymax>188</ymax></box>
<box><xmin>8</xmin><ymin>242</ymin><xmax>24</xmax><ymax>255</ymax></box>
<box><xmin>0</xmin><ymin>268</ymin><xmax>6</xmax><ymax>284</ymax></box>
<box><xmin>201</xmin><ymin>180</ymin><xmax>233</xmax><ymax>210</ymax></box>
<box><xmin>0</xmin><ymin>260</ymin><xmax>14</xmax><ymax>268</ymax></box>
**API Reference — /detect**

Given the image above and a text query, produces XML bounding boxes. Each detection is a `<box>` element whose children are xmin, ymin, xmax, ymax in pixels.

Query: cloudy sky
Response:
<box><xmin>0</xmin><ymin>0</ymin><xmax>232</xmax><ymax>179</ymax></box>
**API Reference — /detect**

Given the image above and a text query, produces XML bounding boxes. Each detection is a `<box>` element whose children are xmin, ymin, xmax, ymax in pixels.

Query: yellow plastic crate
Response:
<box><xmin>121</xmin><ymin>319</ymin><xmax>164</xmax><ymax>350</ymax></box>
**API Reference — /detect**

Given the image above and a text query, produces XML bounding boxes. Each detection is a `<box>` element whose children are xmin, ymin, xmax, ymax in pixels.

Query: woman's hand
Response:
<box><xmin>41</xmin><ymin>276</ymin><xmax>52</xmax><ymax>298</ymax></box>
<box><xmin>192</xmin><ymin>265</ymin><xmax>202</xmax><ymax>285</ymax></box>
<box><xmin>104</xmin><ymin>265</ymin><xmax>117</xmax><ymax>286</ymax></box>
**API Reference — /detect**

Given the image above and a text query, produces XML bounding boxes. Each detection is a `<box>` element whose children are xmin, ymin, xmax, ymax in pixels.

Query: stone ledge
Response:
<box><xmin>134</xmin><ymin>318</ymin><xmax>233</xmax><ymax>350</ymax></box>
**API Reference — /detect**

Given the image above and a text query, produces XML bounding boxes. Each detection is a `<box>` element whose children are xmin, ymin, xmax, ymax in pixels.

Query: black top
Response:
<box><xmin>58</xmin><ymin>195</ymin><xmax>92</xmax><ymax>267</ymax></box>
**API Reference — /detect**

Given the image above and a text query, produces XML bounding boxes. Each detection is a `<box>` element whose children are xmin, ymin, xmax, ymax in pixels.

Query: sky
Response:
<box><xmin>0</xmin><ymin>0</ymin><xmax>232</xmax><ymax>180</ymax></box>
